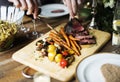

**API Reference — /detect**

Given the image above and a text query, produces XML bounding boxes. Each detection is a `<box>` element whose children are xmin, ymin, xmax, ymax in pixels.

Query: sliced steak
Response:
<box><xmin>78</xmin><ymin>39</ymin><xmax>96</xmax><ymax>45</ymax></box>
<box><xmin>64</xmin><ymin>18</ymin><xmax>96</xmax><ymax>45</ymax></box>
<box><xmin>75</xmin><ymin>35</ymin><xmax>94</xmax><ymax>40</ymax></box>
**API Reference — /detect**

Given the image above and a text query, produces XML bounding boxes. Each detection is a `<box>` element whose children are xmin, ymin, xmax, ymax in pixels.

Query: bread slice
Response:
<box><xmin>101</xmin><ymin>63</ymin><xmax>120</xmax><ymax>82</ymax></box>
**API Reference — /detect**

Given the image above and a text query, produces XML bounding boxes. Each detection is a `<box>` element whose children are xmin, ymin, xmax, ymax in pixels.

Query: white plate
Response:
<box><xmin>76</xmin><ymin>53</ymin><xmax>120</xmax><ymax>82</ymax></box>
<box><xmin>39</xmin><ymin>4</ymin><xmax>69</xmax><ymax>18</ymax></box>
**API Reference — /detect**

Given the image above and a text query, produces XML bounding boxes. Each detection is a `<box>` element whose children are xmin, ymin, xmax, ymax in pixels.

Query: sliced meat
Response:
<box><xmin>51</xmin><ymin>9</ymin><xmax>64</xmax><ymax>13</ymax></box>
<box><xmin>75</xmin><ymin>35</ymin><xmax>94</xmax><ymax>40</ymax></box>
<box><xmin>78</xmin><ymin>39</ymin><xmax>96</xmax><ymax>45</ymax></box>
<box><xmin>65</xmin><ymin>18</ymin><xmax>85</xmax><ymax>34</ymax></box>
<box><xmin>72</xmin><ymin>18</ymin><xmax>85</xmax><ymax>32</ymax></box>
<box><xmin>72</xmin><ymin>25</ymin><xmax>84</xmax><ymax>32</ymax></box>
<box><xmin>64</xmin><ymin>18</ymin><xmax>96</xmax><ymax>45</ymax></box>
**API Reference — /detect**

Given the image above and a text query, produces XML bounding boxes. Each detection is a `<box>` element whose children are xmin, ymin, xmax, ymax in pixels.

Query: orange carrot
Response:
<box><xmin>60</xmin><ymin>27</ymin><xmax>70</xmax><ymax>47</ymax></box>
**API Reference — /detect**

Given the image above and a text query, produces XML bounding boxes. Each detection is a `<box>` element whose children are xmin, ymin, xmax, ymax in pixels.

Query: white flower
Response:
<box><xmin>103</xmin><ymin>0</ymin><xmax>115</xmax><ymax>8</ymax></box>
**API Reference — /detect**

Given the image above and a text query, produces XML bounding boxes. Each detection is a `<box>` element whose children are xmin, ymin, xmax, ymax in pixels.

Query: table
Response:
<box><xmin>0</xmin><ymin>15</ymin><xmax>115</xmax><ymax>82</ymax></box>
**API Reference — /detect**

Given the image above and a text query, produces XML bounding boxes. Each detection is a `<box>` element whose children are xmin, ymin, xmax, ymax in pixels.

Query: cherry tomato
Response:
<box><xmin>62</xmin><ymin>51</ymin><xmax>68</xmax><ymax>56</ymax></box>
<box><xmin>60</xmin><ymin>59</ymin><xmax>68</xmax><ymax>68</ymax></box>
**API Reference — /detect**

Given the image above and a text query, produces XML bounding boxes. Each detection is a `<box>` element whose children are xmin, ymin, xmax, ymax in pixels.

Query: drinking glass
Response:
<box><xmin>19</xmin><ymin>20</ymin><xmax>30</xmax><ymax>33</ymax></box>
<box><xmin>26</xmin><ymin>19</ymin><xmax>43</xmax><ymax>39</ymax></box>
<box><xmin>112</xmin><ymin>0</ymin><xmax>120</xmax><ymax>54</ymax></box>
<box><xmin>88</xmin><ymin>0</ymin><xmax>98</xmax><ymax>29</ymax></box>
<box><xmin>15</xmin><ymin>8</ymin><xmax>30</xmax><ymax>36</ymax></box>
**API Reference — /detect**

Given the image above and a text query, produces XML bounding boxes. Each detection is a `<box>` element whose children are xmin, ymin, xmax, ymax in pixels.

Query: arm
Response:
<box><xmin>62</xmin><ymin>0</ymin><xmax>83</xmax><ymax>19</ymax></box>
<box><xmin>8</xmin><ymin>0</ymin><xmax>39</xmax><ymax>19</ymax></box>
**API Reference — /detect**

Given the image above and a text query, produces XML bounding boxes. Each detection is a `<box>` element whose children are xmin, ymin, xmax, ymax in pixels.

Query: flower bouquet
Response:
<box><xmin>79</xmin><ymin>0</ymin><xmax>117</xmax><ymax>33</ymax></box>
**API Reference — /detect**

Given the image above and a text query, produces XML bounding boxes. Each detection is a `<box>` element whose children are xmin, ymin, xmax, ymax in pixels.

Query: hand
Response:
<box><xmin>62</xmin><ymin>0</ymin><xmax>83</xmax><ymax>19</ymax></box>
<box><xmin>8</xmin><ymin>0</ymin><xmax>39</xmax><ymax>19</ymax></box>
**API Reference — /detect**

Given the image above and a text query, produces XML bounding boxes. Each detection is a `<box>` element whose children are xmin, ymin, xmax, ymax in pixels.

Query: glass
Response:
<box><xmin>88</xmin><ymin>0</ymin><xmax>98</xmax><ymax>29</ymax></box>
<box><xmin>112</xmin><ymin>0</ymin><xmax>120</xmax><ymax>54</ymax></box>
<box><xmin>26</xmin><ymin>19</ymin><xmax>43</xmax><ymax>40</ymax></box>
<box><xmin>19</xmin><ymin>21</ymin><xmax>30</xmax><ymax>33</ymax></box>
<box><xmin>112</xmin><ymin>32</ymin><xmax>120</xmax><ymax>58</ymax></box>
<box><xmin>15</xmin><ymin>8</ymin><xmax>30</xmax><ymax>38</ymax></box>
<box><xmin>77</xmin><ymin>0</ymin><xmax>98</xmax><ymax>29</ymax></box>
<box><xmin>112</xmin><ymin>0</ymin><xmax>120</xmax><ymax>32</ymax></box>
<box><xmin>78</xmin><ymin>3</ymin><xmax>91</xmax><ymax>20</ymax></box>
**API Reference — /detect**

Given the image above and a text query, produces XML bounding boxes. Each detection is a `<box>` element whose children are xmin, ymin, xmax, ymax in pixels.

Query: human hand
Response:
<box><xmin>62</xmin><ymin>0</ymin><xmax>83</xmax><ymax>19</ymax></box>
<box><xmin>8</xmin><ymin>0</ymin><xmax>39</xmax><ymax>19</ymax></box>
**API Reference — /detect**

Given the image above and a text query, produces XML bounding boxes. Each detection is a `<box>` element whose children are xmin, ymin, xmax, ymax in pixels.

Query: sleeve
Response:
<box><xmin>0</xmin><ymin>0</ymin><xmax>13</xmax><ymax>6</ymax></box>
<box><xmin>40</xmin><ymin>0</ymin><xmax>61</xmax><ymax>5</ymax></box>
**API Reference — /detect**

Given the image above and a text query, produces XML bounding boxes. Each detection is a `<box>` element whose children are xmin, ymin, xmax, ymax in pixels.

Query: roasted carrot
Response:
<box><xmin>49</xmin><ymin>28</ymin><xmax>80</xmax><ymax>56</ymax></box>
<box><xmin>60</xmin><ymin>27</ymin><xmax>70</xmax><ymax>47</ymax></box>
<box><xmin>72</xmin><ymin>40</ymin><xmax>81</xmax><ymax>55</ymax></box>
<box><xmin>49</xmin><ymin>31</ymin><xmax>79</xmax><ymax>55</ymax></box>
<box><xmin>69</xmin><ymin>39</ymin><xmax>80</xmax><ymax>56</ymax></box>
<box><xmin>49</xmin><ymin>31</ymin><xmax>61</xmax><ymax>39</ymax></box>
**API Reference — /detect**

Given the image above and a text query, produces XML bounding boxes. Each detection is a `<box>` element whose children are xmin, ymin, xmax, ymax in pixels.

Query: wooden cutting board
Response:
<box><xmin>12</xmin><ymin>23</ymin><xmax>111</xmax><ymax>82</ymax></box>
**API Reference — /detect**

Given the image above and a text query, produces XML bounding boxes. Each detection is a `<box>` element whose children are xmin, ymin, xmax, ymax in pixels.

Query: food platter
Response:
<box><xmin>12</xmin><ymin>23</ymin><xmax>111</xmax><ymax>81</ymax></box>
<box><xmin>76</xmin><ymin>53</ymin><xmax>120</xmax><ymax>82</ymax></box>
<box><xmin>38</xmin><ymin>4</ymin><xmax>69</xmax><ymax>18</ymax></box>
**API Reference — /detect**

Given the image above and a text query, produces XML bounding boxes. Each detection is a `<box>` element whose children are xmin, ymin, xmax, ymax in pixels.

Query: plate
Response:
<box><xmin>39</xmin><ymin>4</ymin><xmax>69</xmax><ymax>18</ymax></box>
<box><xmin>76</xmin><ymin>53</ymin><xmax>120</xmax><ymax>82</ymax></box>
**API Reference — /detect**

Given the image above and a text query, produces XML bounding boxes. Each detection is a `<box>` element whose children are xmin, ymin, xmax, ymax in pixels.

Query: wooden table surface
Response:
<box><xmin>0</xmin><ymin>15</ymin><xmax>115</xmax><ymax>82</ymax></box>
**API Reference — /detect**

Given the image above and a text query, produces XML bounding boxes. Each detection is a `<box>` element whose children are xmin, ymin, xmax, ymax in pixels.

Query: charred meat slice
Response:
<box><xmin>78</xmin><ymin>39</ymin><xmax>96</xmax><ymax>45</ymax></box>
<box><xmin>65</xmin><ymin>18</ymin><xmax>85</xmax><ymax>34</ymax></box>
<box><xmin>51</xmin><ymin>9</ymin><xmax>64</xmax><ymax>13</ymax></box>
<box><xmin>71</xmin><ymin>18</ymin><xmax>85</xmax><ymax>32</ymax></box>
<box><xmin>75</xmin><ymin>35</ymin><xmax>94</xmax><ymax>40</ymax></box>
<box><xmin>64</xmin><ymin>18</ymin><xmax>96</xmax><ymax>45</ymax></box>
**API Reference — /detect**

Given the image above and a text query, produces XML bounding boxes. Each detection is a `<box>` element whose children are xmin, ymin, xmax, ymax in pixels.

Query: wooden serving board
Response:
<box><xmin>12</xmin><ymin>23</ymin><xmax>111</xmax><ymax>81</ymax></box>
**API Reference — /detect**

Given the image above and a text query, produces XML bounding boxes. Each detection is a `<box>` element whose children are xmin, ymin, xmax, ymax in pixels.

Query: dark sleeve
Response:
<box><xmin>0</xmin><ymin>0</ymin><xmax>13</xmax><ymax>6</ymax></box>
<box><xmin>41</xmin><ymin>0</ymin><xmax>61</xmax><ymax>5</ymax></box>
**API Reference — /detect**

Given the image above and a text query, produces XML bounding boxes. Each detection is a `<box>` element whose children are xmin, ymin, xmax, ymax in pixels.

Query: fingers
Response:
<box><xmin>71</xmin><ymin>0</ymin><xmax>77</xmax><ymax>16</ymax></box>
<box><xmin>77</xmin><ymin>0</ymin><xmax>82</xmax><ymax>5</ymax></box>
<box><xmin>62</xmin><ymin>0</ymin><xmax>67</xmax><ymax>6</ymax></box>
<box><xmin>8</xmin><ymin>0</ymin><xmax>21</xmax><ymax>7</ymax></box>
<box><xmin>19</xmin><ymin>0</ymin><xmax>27</xmax><ymax>10</ymax></box>
<box><xmin>32</xmin><ymin>0</ymin><xmax>39</xmax><ymax>19</ymax></box>
<box><xmin>65</xmin><ymin>0</ymin><xmax>74</xmax><ymax>19</ymax></box>
<box><xmin>8</xmin><ymin>0</ymin><xmax>39</xmax><ymax>19</ymax></box>
<box><xmin>25</xmin><ymin>0</ymin><xmax>34</xmax><ymax>15</ymax></box>
<box><xmin>63</xmin><ymin>0</ymin><xmax>82</xmax><ymax>18</ymax></box>
<box><xmin>21</xmin><ymin>0</ymin><xmax>38</xmax><ymax>19</ymax></box>
<box><xmin>25</xmin><ymin>0</ymin><xmax>39</xmax><ymax>19</ymax></box>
